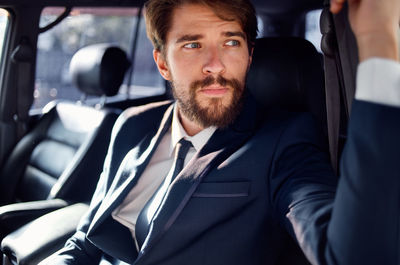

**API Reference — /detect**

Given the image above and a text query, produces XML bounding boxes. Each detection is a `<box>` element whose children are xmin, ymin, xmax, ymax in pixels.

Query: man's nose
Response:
<box><xmin>202</xmin><ymin>47</ymin><xmax>225</xmax><ymax>75</ymax></box>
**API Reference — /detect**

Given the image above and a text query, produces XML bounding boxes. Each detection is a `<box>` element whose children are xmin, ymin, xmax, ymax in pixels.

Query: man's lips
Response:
<box><xmin>198</xmin><ymin>85</ymin><xmax>229</xmax><ymax>96</ymax></box>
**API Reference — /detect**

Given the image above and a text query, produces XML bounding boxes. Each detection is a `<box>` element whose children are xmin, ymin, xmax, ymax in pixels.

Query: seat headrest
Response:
<box><xmin>69</xmin><ymin>44</ymin><xmax>131</xmax><ymax>97</ymax></box>
<box><xmin>247</xmin><ymin>37</ymin><xmax>326</xmax><ymax>124</ymax></box>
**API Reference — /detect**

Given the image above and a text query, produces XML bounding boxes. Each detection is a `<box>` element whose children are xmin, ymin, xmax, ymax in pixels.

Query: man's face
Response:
<box><xmin>154</xmin><ymin>3</ymin><xmax>252</xmax><ymax>129</ymax></box>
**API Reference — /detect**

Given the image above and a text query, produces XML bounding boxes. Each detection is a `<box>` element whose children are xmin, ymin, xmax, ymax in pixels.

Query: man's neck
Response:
<box><xmin>177</xmin><ymin>108</ymin><xmax>204</xmax><ymax>136</ymax></box>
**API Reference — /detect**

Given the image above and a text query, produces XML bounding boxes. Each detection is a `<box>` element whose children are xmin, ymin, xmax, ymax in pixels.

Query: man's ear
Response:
<box><xmin>249</xmin><ymin>47</ymin><xmax>254</xmax><ymax>65</ymax></box>
<box><xmin>153</xmin><ymin>49</ymin><xmax>171</xmax><ymax>80</ymax></box>
<box><xmin>247</xmin><ymin>47</ymin><xmax>254</xmax><ymax>72</ymax></box>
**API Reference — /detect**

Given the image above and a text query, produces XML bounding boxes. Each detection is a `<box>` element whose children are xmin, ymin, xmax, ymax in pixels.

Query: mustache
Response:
<box><xmin>190</xmin><ymin>75</ymin><xmax>242</xmax><ymax>91</ymax></box>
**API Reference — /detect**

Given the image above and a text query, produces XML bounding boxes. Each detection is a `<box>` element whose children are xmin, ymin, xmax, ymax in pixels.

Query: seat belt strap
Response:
<box><xmin>323</xmin><ymin>54</ymin><xmax>341</xmax><ymax>175</ymax></box>
<box><xmin>11</xmin><ymin>37</ymin><xmax>34</xmax><ymax>140</ymax></box>
<box><xmin>320</xmin><ymin>6</ymin><xmax>343</xmax><ymax>175</ymax></box>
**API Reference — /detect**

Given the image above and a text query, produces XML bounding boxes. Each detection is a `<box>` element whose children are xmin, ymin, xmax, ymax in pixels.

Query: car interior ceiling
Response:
<box><xmin>0</xmin><ymin>0</ymin><xmax>360</xmax><ymax>263</ymax></box>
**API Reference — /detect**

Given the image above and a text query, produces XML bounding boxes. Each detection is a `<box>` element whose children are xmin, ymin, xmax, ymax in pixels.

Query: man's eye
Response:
<box><xmin>225</xmin><ymin>40</ymin><xmax>240</xmax><ymax>46</ymax></box>
<box><xmin>183</xmin><ymin>43</ymin><xmax>201</xmax><ymax>49</ymax></box>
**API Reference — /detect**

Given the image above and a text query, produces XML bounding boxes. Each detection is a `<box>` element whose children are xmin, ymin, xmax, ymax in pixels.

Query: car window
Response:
<box><xmin>33</xmin><ymin>7</ymin><xmax>164</xmax><ymax>111</ymax></box>
<box><xmin>0</xmin><ymin>9</ymin><xmax>10</xmax><ymax>65</ymax></box>
<box><xmin>305</xmin><ymin>9</ymin><xmax>322</xmax><ymax>53</ymax></box>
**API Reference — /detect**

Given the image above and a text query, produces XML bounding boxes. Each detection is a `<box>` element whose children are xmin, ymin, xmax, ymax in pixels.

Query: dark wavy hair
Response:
<box><xmin>144</xmin><ymin>0</ymin><xmax>258</xmax><ymax>54</ymax></box>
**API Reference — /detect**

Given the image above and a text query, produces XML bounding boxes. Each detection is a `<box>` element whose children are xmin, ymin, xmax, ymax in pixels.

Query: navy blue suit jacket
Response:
<box><xmin>45</xmin><ymin>96</ymin><xmax>400</xmax><ymax>265</ymax></box>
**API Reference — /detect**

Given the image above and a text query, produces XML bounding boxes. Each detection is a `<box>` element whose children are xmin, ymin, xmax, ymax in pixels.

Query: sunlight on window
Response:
<box><xmin>305</xmin><ymin>9</ymin><xmax>322</xmax><ymax>53</ymax></box>
<box><xmin>0</xmin><ymin>9</ymin><xmax>10</xmax><ymax>62</ymax></box>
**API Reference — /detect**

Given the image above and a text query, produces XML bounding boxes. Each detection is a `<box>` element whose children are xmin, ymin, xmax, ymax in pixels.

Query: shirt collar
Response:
<box><xmin>170</xmin><ymin>103</ymin><xmax>216</xmax><ymax>155</ymax></box>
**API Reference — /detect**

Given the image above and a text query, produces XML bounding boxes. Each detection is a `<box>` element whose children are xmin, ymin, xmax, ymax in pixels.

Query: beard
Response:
<box><xmin>171</xmin><ymin>75</ymin><xmax>245</xmax><ymax>129</ymax></box>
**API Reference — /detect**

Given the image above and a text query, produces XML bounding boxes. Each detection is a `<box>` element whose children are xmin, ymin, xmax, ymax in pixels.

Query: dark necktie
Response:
<box><xmin>135</xmin><ymin>138</ymin><xmax>193</xmax><ymax>248</ymax></box>
<box><xmin>169</xmin><ymin>138</ymin><xmax>193</xmax><ymax>181</ymax></box>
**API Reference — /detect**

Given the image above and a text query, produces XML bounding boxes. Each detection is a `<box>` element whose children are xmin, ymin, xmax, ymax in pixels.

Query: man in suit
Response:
<box><xmin>41</xmin><ymin>0</ymin><xmax>400</xmax><ymax>264</ymax></box>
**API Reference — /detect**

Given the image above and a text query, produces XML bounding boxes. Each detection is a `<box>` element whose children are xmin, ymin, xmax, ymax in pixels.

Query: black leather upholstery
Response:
<box><xmin>0</xmin><ymin>199</ymin><xmax>69</xmax><ymax>248</ymax></box>
<box><xmin>70</xmin><ymin>44</ymin><xmax>131</xmax><ymax>97</ymax></box>
<box><xmin>0</xmin><ymin>44</ymin><xmax>129</xmax><ymax>242</ymax></box>
<box><xmin>6</xmin><ymin>102</ymin><xmax>118</xmax><ymax>203</ymax></box>
<box><xmin>247</xmin><ymin>37</ymin><xmax>326</xmax><ymax>130</ymax></box>
<box><xmin>1</xmin><ymin>203</ymin><xmax>89</xmax><ymax>265</ymax></box>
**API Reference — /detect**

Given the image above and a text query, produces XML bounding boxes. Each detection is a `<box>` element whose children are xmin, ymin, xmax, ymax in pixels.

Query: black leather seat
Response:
<box><xmin>247</xmin><ymin>37</ymin><xmax>327</xmax><ymax>134</ymax></box>
<box><xmin>0</xmin><ymin>44</ymin><xmax>130</xmax><ymax>241</ymax></box>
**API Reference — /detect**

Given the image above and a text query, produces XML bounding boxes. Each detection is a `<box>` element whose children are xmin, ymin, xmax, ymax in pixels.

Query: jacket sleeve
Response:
<box><xmin>328</xmin><ymin>100</ymin><xmax>400</xmax><ymax>265</ymax></box>
<box><xmin>272</xmin><ymin>100</ymin><xmax>400</xmax><ymax>265</ymax></box>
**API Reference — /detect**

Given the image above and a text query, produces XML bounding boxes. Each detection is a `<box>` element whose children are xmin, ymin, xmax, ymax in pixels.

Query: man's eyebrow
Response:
<box><xmin>223</xmin><ymin>31</ymin><xmax>246</xmax><ymax>40</ymax></box>
<box><xmin>176</xmin><ymin>34</ymin><xmax>203</xmax><ymax>44</ymax></box>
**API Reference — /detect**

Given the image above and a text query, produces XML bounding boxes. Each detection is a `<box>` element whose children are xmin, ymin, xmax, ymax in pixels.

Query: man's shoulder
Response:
<box><xmin>110</xmin><ymin>100</ymin><xmax>173</xmax><ymax>139</ymax></box>
<box><xmin>120</xmin><ymin>100</ymin><xmax>173</xmax><ymax>121</ymax></box>
<box><xmin>257</xmin><ymin>108</ymin><xmax>316</xmax><ymax>132</ymax></box>
<box><xmin>255</xmin><ymin>108</ymin><xmax>326</xmax><ymax>148</ymax></box>
<box><xmin>116</xmin><ymin>100</ymin><xmax>172</xmax><ymax>125</ymax></box>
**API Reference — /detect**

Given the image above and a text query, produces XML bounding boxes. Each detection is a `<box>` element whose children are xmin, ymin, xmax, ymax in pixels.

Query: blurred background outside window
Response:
<box><xmin>33</xmin><ymin>7</ymin><xmax>164</xmax><ymax>111</ymax></box>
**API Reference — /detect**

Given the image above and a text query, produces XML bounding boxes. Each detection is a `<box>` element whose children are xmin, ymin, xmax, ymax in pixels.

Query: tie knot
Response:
<box><xmin>175</xmin><ymin>138</ymin><xmax>192</xmax><ymax>161</ymax></box>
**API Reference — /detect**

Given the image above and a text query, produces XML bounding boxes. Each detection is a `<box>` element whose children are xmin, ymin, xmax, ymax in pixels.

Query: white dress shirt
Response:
<box><xmin>112</xmin><ymin>105</ymin><xmax>216</xmax><ymax>240</ymax></box>
<box><xmin>356</xmin><ymin>58</ymin><xmax>400</xmax><ymax>107</ymax></box>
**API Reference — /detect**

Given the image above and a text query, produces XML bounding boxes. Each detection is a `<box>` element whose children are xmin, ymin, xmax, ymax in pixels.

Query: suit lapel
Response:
<box><xmin>87</xmin><ymin>104</ymin><xmax>174</xmax><ymax>261</ymax></box>
<box><xmin>136</xmin><ymin>93</ymin><xmax>258</xmax><ymax>260</ymax></box>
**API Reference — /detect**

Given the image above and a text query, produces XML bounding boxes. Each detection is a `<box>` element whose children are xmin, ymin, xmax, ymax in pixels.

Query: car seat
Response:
<box><xmin>247</xmin><ymin>37</ymin><xmax>327</xmax><ymax>137</ymax></box>
<box><xmin>0</xmin><ymin>43</ymin><xmax>130</xmax><ymax>241</ymax></box>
